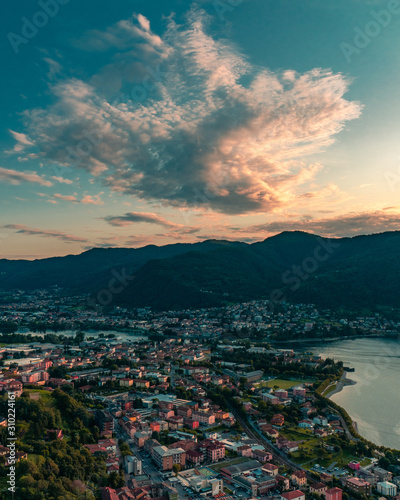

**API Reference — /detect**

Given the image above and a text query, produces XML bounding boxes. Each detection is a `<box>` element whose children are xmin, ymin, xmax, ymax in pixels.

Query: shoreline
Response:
<box><xmin>321</xmin><ymin>372</ymin><xmax>361</xmax><ymax>442</ymax></box>
<box><xmin>324</xmin><ymin>372</ymin><xmax>357</xmax><ymax>399</ymax></box>
<box><xmin>272</xmin><ymin>333</ymin><xmax>393</xmax><ymax>345</ymax></box>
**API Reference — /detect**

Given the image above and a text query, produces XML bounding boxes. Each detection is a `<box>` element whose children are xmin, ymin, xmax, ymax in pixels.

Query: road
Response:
<box><xmin>115</xmin><ymin>422</ymin><xmax>164</xmax><ymax>484</ymax></box>
<box><xmin>229</xmin><ymin>406</ymin><xmax>315</xmax><ymax>482</ymax></box>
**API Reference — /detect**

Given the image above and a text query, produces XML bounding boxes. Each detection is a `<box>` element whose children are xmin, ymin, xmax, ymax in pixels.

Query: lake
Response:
<box><xmin>14</xmin><ymin>328</ymin><xmax>148</xmax><ymax>343</ymax></box>
<box><xmin>306</xmin><ymin>337</ymin><xmax>400</xmax><ymax>450</ymax></box>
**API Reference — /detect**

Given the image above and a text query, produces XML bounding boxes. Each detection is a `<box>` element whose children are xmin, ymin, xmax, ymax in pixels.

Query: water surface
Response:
<box><xmin>307</xmin><ymin>337</ymin><xmax>400</xmax><ymax>449</ymax></box>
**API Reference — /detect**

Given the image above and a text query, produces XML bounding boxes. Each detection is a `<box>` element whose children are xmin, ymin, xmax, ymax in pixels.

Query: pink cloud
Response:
<box><xmin>235</xmin><ymin>210</ymin><xmax>400</xmax><ymax>238</ymax></box>
<box><xmin>4</xmin><ymin>224</ymin><xmax>88</xmax><ymax>243</ymax></box>
<box><xmin>81</xmin><ymin>194</ymin><xmax>104</xmax><ymax>205</ymax></box>
<box><xmin>104</xmin><ymin>211</ymin><xmax>179</xmax><ymax>228</ymax></box>
<box><xmin>51</xmin><ymin>176</ymin><xmax>74</xmax><ymax>184</ymax></box>
<box><xmin>0</xmin><ymin>167</ymin><xmax>52</xmax><ymax>186</ymax></box>
<box><xmin>53</xmin><ymin>193</ymin><xmax>78</xmax><ymax>202</ymax></box>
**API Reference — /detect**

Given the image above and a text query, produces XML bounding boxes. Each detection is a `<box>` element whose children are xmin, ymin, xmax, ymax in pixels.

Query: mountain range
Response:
<box><xmin>1</xmin><ymin>231</ymin><xmax>400</xmax><ymax>312</ymax></box>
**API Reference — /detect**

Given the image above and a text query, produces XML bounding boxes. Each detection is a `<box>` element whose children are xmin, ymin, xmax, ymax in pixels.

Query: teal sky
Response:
<box><xmin>1</xmin><ymin>0</ymin><xmax>400</xmax><ymax>258</ymax></box>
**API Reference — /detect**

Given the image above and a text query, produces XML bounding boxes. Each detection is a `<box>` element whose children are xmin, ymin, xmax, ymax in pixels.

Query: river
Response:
<box><xmin>304</xmin><ymin>337</ymin><xmax>400</xmax><ymax>450</ymax></box>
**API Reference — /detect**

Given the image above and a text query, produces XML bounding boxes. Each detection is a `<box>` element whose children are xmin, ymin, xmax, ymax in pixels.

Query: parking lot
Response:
<box><xmin>311</xmin><ymin>463</ymin><xmax>348</xmax><ymax>477</ymax></box>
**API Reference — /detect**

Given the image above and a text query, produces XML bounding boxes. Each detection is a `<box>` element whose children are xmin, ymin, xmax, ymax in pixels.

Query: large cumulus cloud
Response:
<box><xmin>16</xmin><ymin>9</ymin><xmax>362</xmax><ymax>215</ymax></box>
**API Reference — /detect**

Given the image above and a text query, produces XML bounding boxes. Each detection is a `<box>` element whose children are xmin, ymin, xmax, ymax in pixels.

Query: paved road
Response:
<box><xmin>115</xmin><ymin>422</ymin><xmax>164</xmax><ymax>483</ymax></box>
<box><xmin>229</xmin><ymin>406</ymin><xmax>315</xmax><ymax>482</ymax></box>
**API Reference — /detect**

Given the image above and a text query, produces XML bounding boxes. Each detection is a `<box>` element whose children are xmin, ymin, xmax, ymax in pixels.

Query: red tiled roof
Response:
<box><xmin>281</xmin><ymin>490</ymin><xmax>305</xmax><ymax>500</ymax></box>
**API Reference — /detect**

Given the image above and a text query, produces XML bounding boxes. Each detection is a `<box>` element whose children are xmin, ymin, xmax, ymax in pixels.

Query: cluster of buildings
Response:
<box><xmin>256</xmin><ymin>385</ymin><xmax>346</xmax><ymax>442</ymax></box>
<box><xmin>2</xmin><ymin>291</ymin><xmax>400</xmax><ymax>499</ymax></box>
<box><xmin>343</xmin><ymin>463</ymin><xmax>400</xmax><ymax>498</ymax></box>
<box><xmin>2</xmin><ymin>289</ymin><xmax>400</xmax><ymax>343</ymax></box>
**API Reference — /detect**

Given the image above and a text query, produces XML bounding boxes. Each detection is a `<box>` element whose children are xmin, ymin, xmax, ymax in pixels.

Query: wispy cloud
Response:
<box><xmin>38</xmin><ymin>192</ymin><xmax>104</xmax><ymax>204</ymax></box>
<box><xmin>51</xmin><ymin>176</ymin><xmax>74</xmax><ymax>184</ymax></box>
<box><xmin>104</xmin><ymin>211</ymin><xmax>179</xmax><ymax>227</ymax></box>
<box><xmin>0</xmin><ymin>167</ymin><xmax>52</xmax><ymax>186</ymax></box>
<box><xmin>239</xmin><ymin>210</ymin><xmax>400</xmax><ymax>238</ymax></box>
<box><xmin>7</xmin><ymin>130</ymin><xmax>34</xmax><ymax>153</ymax></box>
<box><xmin>43</xmin><ymin>57</ymin><xmax>62</xmax><ymax>80</ymax></box>
<box><xmin>3</xmin><ymin>224</ymin><xmax>88</xmax><ymax>243</ymax></box>
<box><xmin>53</xmin><ymin>193</ymin><xmax>78</xmax><ymax>202</ymax></box>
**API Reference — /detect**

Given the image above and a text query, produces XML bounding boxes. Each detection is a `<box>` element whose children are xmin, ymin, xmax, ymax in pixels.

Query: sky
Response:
<box><xmin>1</xmin><ymin>0</ymin><xmax>400</xmax><ymax>259</ymax></box>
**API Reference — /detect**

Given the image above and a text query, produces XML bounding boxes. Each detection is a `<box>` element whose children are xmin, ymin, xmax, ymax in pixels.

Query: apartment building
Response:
<box><xmin>192</xmin><ymin>411</ymin><xmax>215</xmax><ymax>425</ymax></box>
<box><xmin>346</xmin><ymin>477</ymin><xmax>372</xmax><ymax>495</ymax></box>
<box><xmin>152</xmin><ymin>445</ymin><xmax>186</xmax><ymax>471</ymax></box>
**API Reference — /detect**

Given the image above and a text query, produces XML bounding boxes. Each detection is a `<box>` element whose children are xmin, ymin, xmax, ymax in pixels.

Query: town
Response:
<box><xmin>0</xmin><ymin>290</ymin><xmax>399</xmax><ymax>499</ymax></box>
<box><xmin>1</xmin><ymin>288</ymin><xmax>400</xmax><ymax>343</ymax></box>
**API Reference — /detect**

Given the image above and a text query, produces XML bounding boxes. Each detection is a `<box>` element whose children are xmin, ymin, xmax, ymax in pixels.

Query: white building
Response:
<box><xmin>125</xmin><ymin>456</ymin><xmax>142</xmax><ymax>475</ymax></box>
<box><xmin>188</xmin><ymin>476</ymin><xmax>223</xmax><ymax>495</ymax></box>
<box><xmin>377</xmin><ymin>481</ymin><xmax>397</xmax><ymax>497</ymax></box>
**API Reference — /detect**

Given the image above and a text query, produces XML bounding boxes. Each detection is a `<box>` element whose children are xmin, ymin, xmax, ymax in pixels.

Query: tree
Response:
<box><xmin>74</xmin><ymin>330</ymin><xmax>85</xmax><ymax>344</ymax></box>
<box><xmin>378</xmin><ymin>456</ymin><xmax>390</xmax><ymax>470</ymax></box>
<box><xmin>172</xmin><ymin>464</ymin><xmax>181</xmax><ymax>476</ymax></box>
<box><xmin>277</xmin><ymin>479</ymin><xmax>286</xmax><ymax>492</ymax></box>
<box><xmin>258</xmin><ymin>400</ymin><xmax>267</xmax><ymax>411</ymax></box>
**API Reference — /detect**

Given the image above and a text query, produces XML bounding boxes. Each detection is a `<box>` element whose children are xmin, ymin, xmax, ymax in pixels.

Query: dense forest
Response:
<box><xmin>0</xmin><ymin>389</ymin><xmax>121</xmax><ymax>499</ymax></box>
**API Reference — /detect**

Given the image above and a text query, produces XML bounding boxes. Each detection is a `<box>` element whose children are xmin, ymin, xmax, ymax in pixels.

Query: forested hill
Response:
<box><xmin>1</xmin><ymin>231</ymin><xmax>400</xmax><ymax>311</ymax></box>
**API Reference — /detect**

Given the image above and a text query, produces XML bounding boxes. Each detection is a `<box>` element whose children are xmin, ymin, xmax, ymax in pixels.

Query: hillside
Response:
<box><xmin>1</xmin><ymin>231</ymin><xmax>400</xmax><ymax>311</ymax></box>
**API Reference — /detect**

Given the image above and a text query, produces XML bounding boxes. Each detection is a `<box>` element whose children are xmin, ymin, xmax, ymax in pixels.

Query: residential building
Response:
<box><xmin>237</xmin><ymin>444</ymin><xmax>252</xmax><ymax>457</ymax></box>
<box><xmin>377</xmin><ymin>481</ymin><xmax>397</xmax><ymax>497</ymax></box>
<box><xmin>325</xmin><ymin>487</ymin><xmax>343</xmax><ymax>500</ymax></box>
<box><xmin>375</xmin><ymin>467</ymin><xmax>393</xmax><ymax>483</ymax></box>
<box><xmin>252</xmin><ymin>449</ymin><xmax>272</xmax><ymax>462</ymax></box>
<box><xmin>281</xmin><ymin>490</ymin><xmax>305</xmax><ymax>500</ymax></box>
<box><xmin>271</xmin><ymin>414</ymin><xmax>285</xmax><ymax>427</ymax></box>
<box><xmin>134</xmin><ymin>431</ymin><xmax>149</xmax><ymax>448</ymax></box>
<box><xmin>125</xmin><ymin>455</ymin><xmax>142</xmax><ymax>475</ymax></box>
<box><xmin>206</xmin><ymin>443</ymin><xmax>225</xmax><ymax>462</ymax></box>
<box><xmin>192</xmin><ymin>411</ymin><xmax>215</xmax><ymax>425</ymax></box>
<box><xmin>310</xmin><ymin>482</ymin><xmax>327</xmax><ymax>495</ymax></box>
<box><xmin>346</xmin><ymin>477</ymin><xmax>371</xmax><ymax>495</ymax></box>
<box><xmin>261</xmin><ymin>393</ymin><xmax>280</xmax><ymax>405</ymax></box>
<box><xmin>119</xmin><ymin>378</ymin><xmax>133</xmax><ymax>387</ymax></box>
<box><xmin>152</xmin><ymin>445</ymin><xmax>186</xmax><ymax>471</ymax></box>
<box><xmin>95</xmin><ymin>410</ymin><xmax>114</xmax><ymax>433</ymax></box>
<box><xmin>186</xmin><ymin>449</ymin><xmax>204</xmax><ymax>465</ymax></box>
<box><xmin>263</xmin><ymin>463</ymin><xmax>279</xmax><ymax>476</ymax></box>
<box><xmin>291</xmin><ymin>470</ymin><xmax>307</xmax><ymax>486</ymax></box>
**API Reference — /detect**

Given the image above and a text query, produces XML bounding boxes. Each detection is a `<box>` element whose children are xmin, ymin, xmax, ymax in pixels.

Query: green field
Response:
<box><xmin>256</xmin><ymin>378</ymin><xmax>311</xmax><ymax>390</ymax></box>
<box><xmin>323</xmin><ymin>383</ymin><xmax>338</xmax><ymax>396</ymax></box>
<box><xmin>283</xmin><ymin>425</ymin><xmax>366</xmax><ymax>469</ymax></box>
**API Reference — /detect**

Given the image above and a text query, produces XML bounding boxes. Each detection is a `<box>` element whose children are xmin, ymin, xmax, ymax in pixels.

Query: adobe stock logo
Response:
<box><xmin>86</xmin><ymin>268</ymin><xmax>135</xmax><ymax>313</ymax></box>
<box><xmin>213</xmin><ymin>0</ymin><xmax>244</xmax><ymax>21</ymax></box>
<box><xmin>340</xmin><ymin>1</ymin><xmax>400</xmax><ymax>63</ymax></box>
<box><xmin>7</xmin><ymin>0</ymin><xmax>71</xmax><ymax>54</ymax></box>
